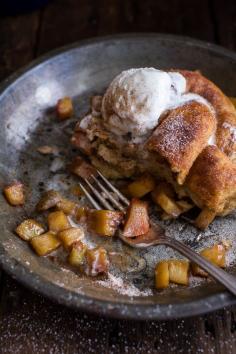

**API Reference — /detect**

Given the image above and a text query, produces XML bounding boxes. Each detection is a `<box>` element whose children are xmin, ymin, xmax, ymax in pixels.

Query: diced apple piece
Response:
<box><xmin>191</xmin><ymin>263</ymin><xmax>208</xmax><ymax>277</ymax></box>
<box><xmin>191</xmin><ymin>244</ymin><xmax>226</xmax><ymax>277</ymax></box>
<box><xmin>36</xmin><ymin>190</ymin><xmax>62</xmax><ymax>211</ymax></box>
<box><xmin>155</xmin><ymin>261</ymin><xmax>170</xmax><ymax>289</ymax></box>
<box><xmin>176</xmin><ymin>200</ymin><xmax>194</xmax><ymax>213</ymax></box>
<box><xmin>123</xmin><ymin>198</ymin><xmax>150</xmax><ymax>237</ymax></box>
<box><xmin>3</xmin><ymin>181</ymin><xmax>25</xmax><ymax>206</ymax></box>
<box><xmin>30</xmin><ymin>232</ymin><xmax>61</xmax><ymax>256</ymax></box>
<box><xmin>153</xmin><ymin>191</ymin><xmax>182</xmax><ymax>218</ymax></box>
<box><xmin>56</xmin><ymin>97</ymin><xmax>73</xmax><ymax>120</ymax></box>
<box><xmin>70</xmin><ymin>185</ymin><xmax>84</xmax><ymax>197</ymax></box>
<box><xmin>89</xmin><ymin>210</ymin><xmax>123</xmax><ymax>237</ymax></box>
<box><xmin>58</xmin><ymin>227</ymin><xmax>84</xmax><ymax>250</ymax></box>
<box><xmin>56</xmin><ymin>198</ymin><xmax>78</xmax><ymax>216</ymax></box>
<box><xmin>47</xmin><ymin>211</ymin><xmax>70</xmax><ymax>233</ymax></box>
<box><xmin>68</xmin><ymin>241</ymin><xmax>87</xmax><ymax>267</ymax></box>
<box><xmin>86</xmin><ymin>247</ymin><xmax>109</xmax><ymax>276</ymax></box>
<box><xmin>152</xmin><ymin>182</ymin><xmax>182</xmax><ymax>217</ymax></box>
<box><xmin>75</xmin><ymin>207</ymin><xmax>87</xmax><ymax>221</ymax></box>
<box><xmin>201</xmin><ymin>244</ymin><xmax>226</xmax><ymax>267</ymax></box>
<box><xmin>168</xmin><ymin>260</ymin><xmax>189</xmax><ymax>285</ymax></box>
<box><xmin>127</xmin><ymin>174</ymin><xmax>156</xmax><ymax>198</ymax></box>
<box><xmin>15</xmin><ymin>219</ymin><xmax>45</xmax><ymax>241</ymax></box>
<box><xmin>194</xmin><ymin>208</ymin><xmax>216</xmax><ymax>230</ymax></box>
<box><xmin>152</xmin><ymin>182</ymin><xmax>175</xmax><ymax>201</ymax></box>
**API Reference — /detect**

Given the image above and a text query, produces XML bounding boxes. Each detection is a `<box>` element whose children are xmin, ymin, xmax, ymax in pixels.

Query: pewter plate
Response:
<box><xmin>0</xmin><ymin>34</ymin><xmax>235</xmax><ymax>320</ymax></box>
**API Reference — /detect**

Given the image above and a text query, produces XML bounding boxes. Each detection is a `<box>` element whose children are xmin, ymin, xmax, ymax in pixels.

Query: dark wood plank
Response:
<box><xmin>36</xmin><ymin>0</ymin><xmax>99</xmax><ymax>55</ymax></box>
<box><xmin>211</xmin><ymin>0</ymin><xmax>236</xmax><ymax>50</ymax></box>
<box><xmin>0</xmin><ymin>11</ymin><xmax>41</xmax><ymax>81</ymax></box>
<box><xmin>115</xmin><ymin>0</ymin><xmax>215</xmax><ymax>41</ymax></box>
<box><xmin>37</xmin><ymin>0</ymin><xmax>215</xmax><ymax>55</ymax></box>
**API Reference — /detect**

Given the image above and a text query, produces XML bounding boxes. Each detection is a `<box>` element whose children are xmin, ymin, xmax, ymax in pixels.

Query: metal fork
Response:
<box><xmin>79</xmin><ymin>170</ymin><xmax>236</xmax><ymax>296</ymax></box>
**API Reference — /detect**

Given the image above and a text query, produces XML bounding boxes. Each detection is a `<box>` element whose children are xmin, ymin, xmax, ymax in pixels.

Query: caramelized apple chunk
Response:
<box><xmin>36</xmin><ymin>190</ymin><xmax>62</xmax><ymax>211</ymax></box>
<box><xmin>3</xmin><ymin>181</ymin><xmax>25</xmax><ymax>206</ymax></box>
<box><xmin>68</xmin><ymin>241</ymin><xmax>87</xmax><ymax>267</ymax></box>
<box><xmin>75</xmin><ymin>207</ymin><xmax>87</xmax><ymax>221</ymax></box>
<box><xmin>56</xmin><ymin>97</ymin><xmax>73</xmax><ymax>120</ymax></box>
<box><xmin>30</xmin><ymin>232</ymin><xmax>61</xmax><ymax>256</ymax></box>
<box><xmin>155</xmin><ymin>261</ymin><xmax>170</xmax><ymax>289</ymax></box>
<box><xmin>70</xmin><ymin>185</ymin><xmax>84</xmax><ymax>197</ymax></box>
<box><xmin>15</xmin><ymin>219</ymin><xmax>45</xmax><ymax>241</ymax></box>
<box><xmin>152</xmin><ymin>182</ymin><xmax>175</xmax><ymax>201</ymax></box>
<box><xmin>176</xmin><ymin>200</ymin><xmax>194</xmax><ymax>213</ymax></box>
<box><xmin>168</xmin><ymin>260</ymin><xmax>189</xmax><ymax>285</ymax></box>
<box><xmin>58</xmin><ymin>227</ymin><xmax>84</xmax><ymax>250</ymax></box>
<box><xmin>154</xmin><ymin>192</ymin><xmax>182</xmax><ymax>218</ymax></box>
<box><xmin>86</xmin><ymin>247</ymin><xmax>109</xmax><ymax>276</ymax></box>
<box><xmin>191</xmin><ymin>244</ymin><xmax>226</xmax><ymax>277</ymax></box>
<box><xmin>127</xmin><ymin>174</ymin><xmax>156</xmax><ymax>198</ymax></box>
<box><xmin>123</xmin><ymin>198</ymin><xmax>150</xmax><ymax>237</ymax></box>
<box><xmin>47</xmin><ymin>211</ymin><xmax>70</xmax><ymax>233</ymax></box>
<box><xmin>201</xmin><ymin>244</ymin><xmax>226</xmax><ymax>267</ymax></box>
<box><xmin>194</xmin><ymin>208</ymin><xmax>216</xmax><ymax>230</ymax></box>
<box><xmin>56</xmin><ymin>198</ymin><xmax>78</xmax><ymax>216</ymax></box>
<box><xmin>89</xmin><ymin>210</ymin><xmax>123</xmax><ymax>237</ymax></box>
<box><xmin>152</xmin><ymin>182</ymin><xmax>182</xmax><ymax>218</ymax></box>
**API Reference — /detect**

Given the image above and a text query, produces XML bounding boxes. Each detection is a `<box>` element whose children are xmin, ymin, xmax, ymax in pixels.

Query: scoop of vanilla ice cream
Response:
<box><xmin>101</xmin><ymin>68</ymin><xmax>187</xmax><ymax>137</ymax></box>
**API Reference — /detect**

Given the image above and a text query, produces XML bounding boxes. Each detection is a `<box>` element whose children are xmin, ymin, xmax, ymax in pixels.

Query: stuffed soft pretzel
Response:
<box><xmin>71</xmin><ymin>68</ymin><xmax>236</xmax><ymax>227</ymax></box>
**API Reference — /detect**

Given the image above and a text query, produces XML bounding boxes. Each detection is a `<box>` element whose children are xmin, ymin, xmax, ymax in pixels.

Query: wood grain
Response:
<box><xmin>211</xmin><ymin>0</ymin><xmax>236</xmax><ymax>50</ymax></box>
<box><xmin>0</xmin><ymin>276</ymin><xmax>235</xmax><ymax>354</ymax></box>
<box><xmin>0</xmin><ymin>0</ymin><xmax>236</xmax><ymax>353</ymax></box>
<box><xmin>0</xmin><ymin>11</ymin><xmax>41</xmax><ymax>81</ymax></box>
<box><xmin>36</xmin><ymin>0</ymin><xmax>216</xmax><ymax>55</ymax></box>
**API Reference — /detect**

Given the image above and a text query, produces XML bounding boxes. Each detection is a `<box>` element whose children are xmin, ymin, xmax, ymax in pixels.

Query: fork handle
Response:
<box><xmin>163</xmin><ymin>236</ymin><xmax>236</xmax><ymax>296</ymax></box>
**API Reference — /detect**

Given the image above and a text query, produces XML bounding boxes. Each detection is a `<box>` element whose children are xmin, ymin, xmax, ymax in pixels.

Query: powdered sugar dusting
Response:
<box><xmin>97</xmin><ymin>272</ymin><xmax>153</xmax><ymax>297</ymax></box>
<box><xmin>151</xmin><ymin>113</ymin><xmax>194</xmax><ymax>157</ymax></box>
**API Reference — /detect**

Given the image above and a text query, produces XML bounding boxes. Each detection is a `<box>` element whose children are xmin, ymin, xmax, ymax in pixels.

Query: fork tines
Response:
<box><xmin>79</xmin><ymin>170</ymin><xmax>129</xmax><ymax>211</ymax></box>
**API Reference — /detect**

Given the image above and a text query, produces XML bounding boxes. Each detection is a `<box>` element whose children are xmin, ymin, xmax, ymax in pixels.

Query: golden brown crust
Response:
<box><xmin>147</xmin><ymin>101</ymin><xmax>216</xmax><ymax>184</ymax></box>
<box><xmin>186</xmin><ymin>146</ymin><xmax>236</xmax><ymax>214</ymax></box>
<box><xmin>178</xmin><ymin>70</ymin><xmax>236</xmax><ymax>160</ymax></box>
<box><xmin>72</xmin><ymin>70</ymin><xmax>236</xmax><ymax>222</ymax></box>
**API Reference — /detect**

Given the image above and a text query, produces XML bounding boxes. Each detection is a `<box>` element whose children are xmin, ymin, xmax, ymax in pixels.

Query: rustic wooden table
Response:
<box><xmin>0</xmin><ymin>0</ymin><xmax>236</xmax><ymax>353</ymax></box>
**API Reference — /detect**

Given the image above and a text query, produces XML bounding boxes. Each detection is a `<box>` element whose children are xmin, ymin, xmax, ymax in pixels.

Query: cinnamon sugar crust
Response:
<box><xmin>147</xmin><ymin>101</ymin><xmax>216</xmax><ymax>184</ymax></box>
<box><xmin>186</xmin><ymin>146</ymin><xmax>236</xmax><ymax>214</ymax></box>
<box><xmin>72</xmin><ymin>69</ymin><xmax>236</xmax><ymax>221</ymax></box>
<box><xmin>178</xmin><ymin>70</ymin><xmax>236</xmax><ymax>161</ymax></box>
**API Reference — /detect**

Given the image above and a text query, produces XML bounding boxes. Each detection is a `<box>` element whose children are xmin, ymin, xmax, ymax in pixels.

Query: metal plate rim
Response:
<box><xmin>0</xmin><ymin>33</ymin><xmax>236</xmax><ymax>320</ymax></box>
